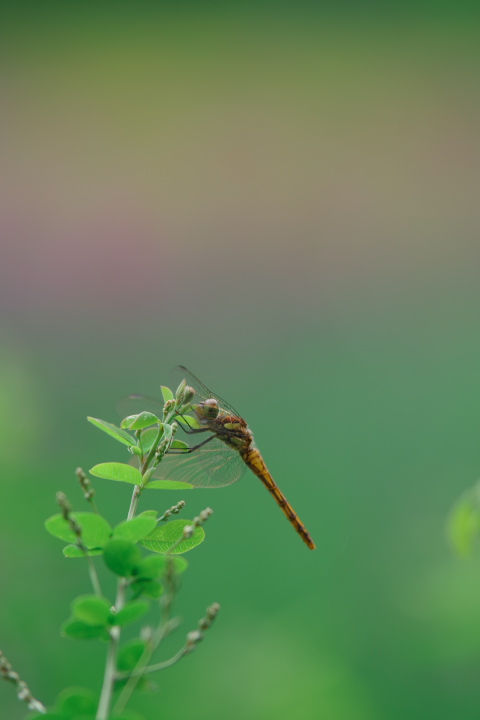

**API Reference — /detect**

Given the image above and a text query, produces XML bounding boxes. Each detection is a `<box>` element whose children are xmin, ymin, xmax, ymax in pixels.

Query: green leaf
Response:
<box><xmin>117</xmin><ymin>639</ymin><xmax>147</xmax><ymax>671</ymax></box>
<box><xmin>113</xmin><ymin>516</ymin><xmax>157</xmax><ymax>543</ymax></box>
<box><xmin>134</xmin><ymin>554</ymin><xmax>167</xmax><ymax>579</ymax></box>
<box><xmin>171</xmin><ymin>555</ymin><xmax>189</xmax><ymax>574</ymax></box>
<box><xmin>103</xmin><ymin>539</ymin><xmax>142</xmax><ymax>577</ymax></box>
<box><xmin>130</xmin><ymin>579</ymin><xmax>164</xmax><ymax>599</ymax></box>
<box><xmin>171</xmin><ymin>440</ymin><xmax>189</xmax><ymax>450</ymax></box>
<box><xmin>146</xmin><ymin>480</ymin><xmax>194</xmax><ymax>490</ymax></box>
<box><xmin>63</xmin><ymin>545</ymin><xmax>104</xmax><ymax>558</ymax></box>
<box><xmin>134</xmin><ymin>553</ymin><xmax>188</xmax><ymax>579</ymax></box>
<box><xmin>161</xmin><ymin>386</ymin><xmax>174</xmax><ymax>403</ymax></box>
<box><xmin>55</xmin><ymin>686</ymin><xmax>97</xmax><ymax>716</ymax></box>
<box><xmin>61</xmin><ymin>618</ymin><xmax>106</xmax><ymax>640</ymax></box>
<box><xmin>79</xmin><ymin>514</ymin><xmax>112</xmax><ymax>548</ymax></box>
<box><xmin>139</xmin><ymin>427</ymin><xmax>160</xmax><ymax>453</ymax></box>
<box><xmin>160</xmin><ymin>423</ymin><xmax>173</xmax><ymax>446</ymax></box>
<box><xmin>46</xmin><ymin>514</ymin><xmax>77</xmax><ymax>543</ymax></box>
<box><xmin>45</xmin><ymin>513</ymin><xmax>112</xmax><ymax>549</ymax></box>
<box><xmin>121</xmin><ymin>412</ymin><xmax>160</xmax><ymax>430</ymax></box>
<box><xmin>448</xmin><ymin>496</ymin><xmax>480</xmax><ymax>556</ymax></box>
<box><xmin>90</xmin><ymin>462</ymin><xmax>143</xmax><ymax>486</ymax></box>
<box><xmin>112</xmin><ymin>601</ymin><xmax>150</xmax><ymax>627</ymax></box>
<box><xmin>72</xmin><ymin>595</ymin><xmax>111</xmax><ymax>626</ymax></box>
<box><xmin>140</xmin><ymin>519</ymin><xmax>205</xmax><ymax>554</ymax></box>
<box><xmin>87</xmin><ymin>417</ymin><xmax>135</xmax><ymax>447</ymax></box>
<box><xmin>176</xmin><ymin>414</ymin><xmax>202</xmax><ymax>430</ymax></box>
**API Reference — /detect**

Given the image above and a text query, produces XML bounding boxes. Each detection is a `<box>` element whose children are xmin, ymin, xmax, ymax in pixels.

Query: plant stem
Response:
<box><xmin>87</xmin><ymin>556</ymin><xmax>102</xmax><ymax>597</ymax></box>
<box><xmin>119</xmin><ymin>643</ymin><xmax>189</xmax><ymax>679</ymax></box>
<box><xmin>88</xmin><ymin>497</ymin><xmax>100</xmax><ymax>514</ymax></box>
<box><xmin>96</xmin><ymin>580</ymin><xmax>126</xmax><ymax>720</ymax></box>
<box><xmin>96</xmin><ymin>405</ymin><xmax>181</xmax><ymax>720</ymax></box>
<box><xmin>112</xmin><ymin>623</ymin><xmax>166</xmax><ymax>715</ymax></box>
<box><xmin>96</xmin><ymin>483</ymin><xmax>141</xmax><ymax>720</ymax></box>
<box><xmin>127</xmin><ymin>484</ymin><xmax>142</xmax><ymax>520</ymax></box>
<box><xmin>113</xmin><ymin>559</ymin><xmax>177</xmax><ymax>715</ymax></box>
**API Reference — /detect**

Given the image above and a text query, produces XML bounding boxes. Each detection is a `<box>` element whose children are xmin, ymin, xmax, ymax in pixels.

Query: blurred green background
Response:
<box><xmin>1</xmin><ymin>2</ymin><xmax>480</xmax><ymax>718</ymax></box>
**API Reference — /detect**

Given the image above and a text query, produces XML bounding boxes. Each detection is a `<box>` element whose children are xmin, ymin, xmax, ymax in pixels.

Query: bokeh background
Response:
<box><xmin>1</xmin><ymin>2</ymin><xmax>480</xmax><ymax>718</ymax></box>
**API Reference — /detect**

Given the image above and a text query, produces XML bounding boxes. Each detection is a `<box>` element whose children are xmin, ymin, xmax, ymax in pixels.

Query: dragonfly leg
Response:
<box><xmin>167</xmin><ymin>434</ymin><xmax>215</xmax><ymax>454</ymax></box>
<box><xmin>175</xmin><ymin>414</ymin><xmax>209</xmax><ymax>435</ymax></box>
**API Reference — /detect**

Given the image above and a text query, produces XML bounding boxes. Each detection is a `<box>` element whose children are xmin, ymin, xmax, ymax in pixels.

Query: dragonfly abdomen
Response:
<box><xmin>242</xmin><ymin>448</ymin><xmax>316</xmax><ymax>550</ymax></box>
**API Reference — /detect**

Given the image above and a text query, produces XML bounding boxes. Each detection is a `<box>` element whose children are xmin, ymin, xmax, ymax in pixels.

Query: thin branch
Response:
<box><xmin>96</xmin><ymin>483</ymin><xmax>139</xmax><ymax>720</ymax></box>
<box><xmin>76</xmin><ymin>467</ymin><xmax>99</xmax><ymax>513</ymax></box>
<box><xmin>124</xmin><ymin>644</ymin><xmax>187</xmax><ymax>677</ymax></box>
<box><xmin>87</xmin><ymin>556</ymin><xmax>102</xmax><ymax>597</ymax></box>
<box><xmin>116</xmin><ymin>603</ymin><xmax>221</xmax><ymax>683</ymax></box>
<box><xmin>158</xmin><ymin>500</ymin><xmax>186</xmax><ymax>523</ymax></box>
<box><xmin>57</xmin><ymin>492</ymin><xmax>103</xmax><ymax>597</ymax></box>
<box><xmin>0</xmin><ymin>650</ymin><xmax>46</xmax><ymax>714</ymax></box>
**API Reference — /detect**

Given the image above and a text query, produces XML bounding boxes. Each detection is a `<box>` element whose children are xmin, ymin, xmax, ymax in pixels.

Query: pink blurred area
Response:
<box><xmin>0</xmin><ymin>17</ymin><xmax>479</xmax><ymax>341</ymax></box>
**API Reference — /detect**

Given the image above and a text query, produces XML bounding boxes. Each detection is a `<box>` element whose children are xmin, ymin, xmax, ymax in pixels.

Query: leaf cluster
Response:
<box><xmin>29</xmin><ymin>381</ymin><xmax>218</xmax><ymax>720</ymax></box>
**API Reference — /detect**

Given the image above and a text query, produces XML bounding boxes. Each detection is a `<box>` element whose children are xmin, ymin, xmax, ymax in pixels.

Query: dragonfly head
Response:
<box><xmin>193</xmin><ymin>398</ymin><xmax>220</xmax><ymax>420</ymax></box>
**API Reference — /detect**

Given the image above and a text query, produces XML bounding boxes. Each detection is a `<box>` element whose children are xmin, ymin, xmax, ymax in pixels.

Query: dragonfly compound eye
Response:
<box><xmin>202</xmin><ymin>398</ymin><xmax>220</xmax><ymax>418</ymax></box>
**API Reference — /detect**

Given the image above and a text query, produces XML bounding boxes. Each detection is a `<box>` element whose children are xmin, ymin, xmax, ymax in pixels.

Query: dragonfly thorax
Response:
<box><xmin>216</xmin><ymin>415</ymin><xmax>254</xmax><ymax>451</ymax></box>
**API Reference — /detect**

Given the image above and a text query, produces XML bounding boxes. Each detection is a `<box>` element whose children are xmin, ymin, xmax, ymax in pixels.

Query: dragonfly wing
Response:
<box><xmin>149</xmin><ymin>437</ymin><xmax>247</xmax><ymax>488</ymax></box>
<box><xmin>116</xmin><ymin>394</ymin><xmax>165</xmax><ymax>420</ymax></box>
<box><xmin>173</xmin><ymin>366</ymin><xmax>242</xmax><ymax>418</ymax></box>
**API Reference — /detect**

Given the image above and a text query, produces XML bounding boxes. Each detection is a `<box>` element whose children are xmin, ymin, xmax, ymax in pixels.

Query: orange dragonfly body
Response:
<box><xmin>123</xmin><ymin>367</ymin><xmax>315</xmax><ymax>550</ymax></box>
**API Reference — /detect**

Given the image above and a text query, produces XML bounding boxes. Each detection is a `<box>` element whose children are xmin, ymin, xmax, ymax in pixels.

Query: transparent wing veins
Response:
<box><xmin>176</xmin><ymin>366</ymin><xmax>242</xmax><ymax>417</ymax></box>
<box><xmin>150</xmin><ymin>436</ymin><xmax>246</xmax><ymax>488</ymax></box>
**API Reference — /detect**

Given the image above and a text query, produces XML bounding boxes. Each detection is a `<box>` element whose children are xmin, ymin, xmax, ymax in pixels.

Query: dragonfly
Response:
<box><xmin>120</xmin><ymin>366</ymin><xmax>316</xmax><ymax>550</ymax></box>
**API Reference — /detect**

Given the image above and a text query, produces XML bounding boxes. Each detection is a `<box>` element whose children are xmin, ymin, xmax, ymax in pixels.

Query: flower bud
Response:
<box><xmin>175</xmin><ymin>379</ymin><xmax>187</xmax><ymax>401</ymax></box>
<box><xmin>187</xmin><ymin>630</ymin><xmax>203</xmax><ymax>645</ymax></box>
<box><xmin>182</xmin><ymin>386</ymin><xmax>195</xmax><ymax>405</ymax></box>
<box><xmin>207</xmin><ymin>602</ymin><xmax>221</xmax><ymax>618</ymax></box>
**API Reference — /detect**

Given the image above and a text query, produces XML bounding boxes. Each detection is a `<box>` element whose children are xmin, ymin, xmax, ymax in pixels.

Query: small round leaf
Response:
<box><xmin>112</xmin><ymin>601</ymin><xmax>150</xmax><ymax>627</ymax></box>
<box><xmin>62</xmin><ymin>619</ymin><xmax>106</xmax><ymax>640</ymax></box>
<box><xmin>130</xmin><ymin>579</ymin><xmax>164</xmax><ymax>599</ymax></box>
<box><xmin>103</xmin><ymin>539</ymin><xmax>142</xmax><ymax>577</ymax></box>
<box><xmin>45</xmin><ymin>513</ymin><xmax>111</xmax><ymax>549</ymax></box>
<box><xmin>72</xmin><ymin>595</ymin><xmax>112</xmax><ymax>626</ymax></box>
<box><xmin>170</xmin><ymin>440</ymin><xmax>189</xmax><ymax>450</ymax></box>
<box><xmin>113</xmin><ymin>516</ymin><xmax>157</xmax><ymax>543</ymax></box>
<box><xmin>140</xmin><ymin>519</ymin><xmax>205</xmax><ymax>554</ymax></box>
<box><xmin>117</xmin><ymin>639</ymin><xmax>147</xmax><ymax>671</ymax></box>
<box><xmin>55</xmin><ymin>686</ymin><xmax>97</xmax><ymax>715</ymax></box>
<box><xmin>63</xmin><ymin>545</ymin><xmax>104</xmax><ymax>558</ymax></box>
<box><xmin>134</xmin><ymin>554</ymin><xmax>167</xmax><ymax>579</ymax></box>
